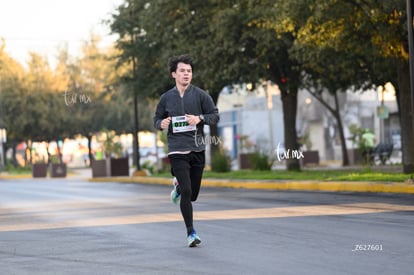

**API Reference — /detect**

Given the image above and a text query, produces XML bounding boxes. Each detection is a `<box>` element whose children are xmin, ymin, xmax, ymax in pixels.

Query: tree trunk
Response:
<box><xmin>12</xmin><ymin>143</ymin><xmax>18</xmax><ymax>167</ymax></box>
<box><xmin>333</xmin><ymin>93</ymin><xmax>350</xmax><ymax>166</ymax></box>
<box><xmin>281</xmin><ymin>87</ymin><xmax>300</xmax><ymax>171</ymax></box>
<box><xmin>307</xmin><ymin>90</ymin><xmax>350</xmax><ymax>165</ymax></box>
<box><xmin>397</xmin><ymin>60</ymin><xmax>414</xmax><ymax>173</ymax></box>
<box><xmin>87</xmin><ymin>134</ymin><xmax>93</xmax><ymax>167</ymax></box>
<box><xmin>56</xmin><ymin>141</ymin><xmax>63</xmax><ymax>164</ymax></box>
<box><xmin>209</xmin><ymin>124</ymin><xmax>220</xmax><ymax>157</ymax></box>
<box><xmin>209</xmin><ymin>90</ymin><xmax>221</xmax><ymax>158</ymax></box>
<box><xmin>27</xmin><ymin>140</ymin><xmax>32</xmax><ymax>165</ymax></box>
<box><xmin>1</xmin><ymin>142</ymin><xmax>6</xmax><ymax>168</ymax></box>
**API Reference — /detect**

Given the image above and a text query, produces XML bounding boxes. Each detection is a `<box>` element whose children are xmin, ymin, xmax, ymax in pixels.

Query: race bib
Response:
<box><xmin>172</xmin><ymin>116</ymin><xmax>196</xmax><ymax>133</ymax></box>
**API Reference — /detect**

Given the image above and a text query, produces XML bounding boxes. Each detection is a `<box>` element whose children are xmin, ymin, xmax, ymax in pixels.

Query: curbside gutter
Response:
<box><xmin>89</xmin><ymin>176</ymin><xmax>414</xmax><ymax>194</ymax></box>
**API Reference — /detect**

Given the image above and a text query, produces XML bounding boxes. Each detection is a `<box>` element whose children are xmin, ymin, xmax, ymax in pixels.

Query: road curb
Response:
<box><xmin>0</xmin><ymin>174</ymin><xmax>32</xmax><ymax>179</ymax></box>
<box><xmin>3</xmin><ymin>174</ymin><xmax>413</xmax><ymax>194</ymax></box>
<box><xmin>89</xmin><ymin>176</ymin><xmax>414</xmax><ymax>194</ymax></box>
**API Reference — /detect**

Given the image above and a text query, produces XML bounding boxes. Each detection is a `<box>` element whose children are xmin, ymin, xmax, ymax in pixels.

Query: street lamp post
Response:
<box><xmin>132</xmin><ymin>56</ymin><xmax>141</xmax><ymax>171</ymax></box>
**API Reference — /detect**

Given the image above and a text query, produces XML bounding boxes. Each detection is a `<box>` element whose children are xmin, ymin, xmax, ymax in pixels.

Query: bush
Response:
<box><xmin>141</xmin><ymin>160</ymin><xmax>155</xmax><ymax>175</ymax></box>
<box><xmin>6</xmin><ymin>164</ymin><xmax>32</xmax><ymax>174</ymax></box>
<box><xmin>250</xmin><ymin>151</ymin><xmax>273</xmax><ymax>171</ymax></box>
<box><xmin>211</xmin><ymin>149</ymin><xmax>231</xmax><ymax>172</ymax></box>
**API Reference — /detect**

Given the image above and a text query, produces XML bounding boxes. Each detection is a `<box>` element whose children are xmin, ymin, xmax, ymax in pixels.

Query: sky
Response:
<box><xmin>0</xmin><ymin>0</ymin><xmax>123</xmax><ymax>67</ymax></box>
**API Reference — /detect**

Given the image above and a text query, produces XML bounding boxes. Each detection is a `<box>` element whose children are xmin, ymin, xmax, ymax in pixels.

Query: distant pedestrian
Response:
<box><xmin>154</xmin><ymin>54</ymin><xmax>219</xmax><ymax>247</ymax></box>
<box><xmin>83</xmin><ymin>153</ymin><xmax>89</xmax><ymax>166</ymax></box>
<box><xmin>361</xmin><ymin>129</ymin><xmax>375</xmax><ymax>163</ymax></box>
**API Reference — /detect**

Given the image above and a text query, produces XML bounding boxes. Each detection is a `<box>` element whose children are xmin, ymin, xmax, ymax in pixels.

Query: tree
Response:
<box><xmin>0</xmin><ymin>40</ymin><xmax>27</xmax><ymax>165</ymax></box>
<box><xmin>110</xmin><ymin>1</ymin><xmax>163</xmax><ymax>168</ymax></box>
<box><xmin>23</xmin><ymin>52</ymin><xmax>71</xmax><ymax>163</ymax></box>
<box><xmin>109</xmin><ymin>0</ymin><xmax>304</xmax><ymax>169</ymax></box>
<box><xmin>109</xmin><ymin>0</ymin><xmax>412</xmax><ymax>172</ymax></box>
<box><xmin>59</xmin><ymin>35</ymin><xmax>128</xmax><ymax>164</ymax></box>
<box><xmin>286</xmin><ymin>0</ymin><xmax>413</xmax><ymax>172</ymax></box>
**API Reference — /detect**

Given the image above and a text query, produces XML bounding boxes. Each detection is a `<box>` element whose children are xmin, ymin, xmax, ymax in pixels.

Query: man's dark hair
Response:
<box><xmin>168</xmin><ymin>54</ymin><xmax>194</xmax><ymax>74</ymax></box>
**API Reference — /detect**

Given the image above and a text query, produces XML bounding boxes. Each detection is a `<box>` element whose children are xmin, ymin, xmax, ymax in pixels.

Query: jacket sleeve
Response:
<box><xmin>201</xmin><ymin>93</ymin><xmax>220</xmax><ymax>126</ymax></box>
<box><xmin>154</xmin><ymin>95</ymin><xmax>167</xmax><ymax>130</ymax></box>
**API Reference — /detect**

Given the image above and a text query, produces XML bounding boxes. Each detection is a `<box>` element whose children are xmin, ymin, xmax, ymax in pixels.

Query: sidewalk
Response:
<box><xmin>2</xmin><ymin>168</ymin><xmax>414</xmax><ymax>194</ymax></box>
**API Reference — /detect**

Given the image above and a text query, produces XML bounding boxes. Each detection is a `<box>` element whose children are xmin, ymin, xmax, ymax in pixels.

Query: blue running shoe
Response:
<box><xmin>187</xmin><ymin>230</ymin><xmax>201</xmax><ymax>247</ymax></box>
<box><xmin>170</xmin><ymin>177</ymin><xmax>180</xmax><ymax>204</ymax></box>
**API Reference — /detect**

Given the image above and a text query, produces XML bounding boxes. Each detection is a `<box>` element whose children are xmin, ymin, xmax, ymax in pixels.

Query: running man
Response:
<box><xmin>153</xmin><ymin>54</ymin><xmax>220</xmax><ymax>247</ymax></box>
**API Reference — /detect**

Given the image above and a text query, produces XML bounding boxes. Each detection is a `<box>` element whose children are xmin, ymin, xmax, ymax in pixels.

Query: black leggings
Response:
<box><xmin>169</xmin><ymin>151</ymin><xmax>205</xmax><ymax>234</ymax></box>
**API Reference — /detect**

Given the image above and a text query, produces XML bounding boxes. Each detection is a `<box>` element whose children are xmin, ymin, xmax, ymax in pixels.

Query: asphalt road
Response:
<box><xmin>0</xmin><ymin>178</ymin><xmax>413</xmax><ymax>275</ymax></box>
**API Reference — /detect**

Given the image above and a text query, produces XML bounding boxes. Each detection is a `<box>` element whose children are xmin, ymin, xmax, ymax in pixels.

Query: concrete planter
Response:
<box><xmin>92</xmin><ymin>157</ymin><xmax>129</xmax><ymax>177</ymax></box>
<box><xmin>91</xmin><ymin>159</ymin><xmax>107</xmax><ymax>177</ymax></box>
<box><xmin>50</xmin><ymin>163</ymin><xmax>67</xmax><ymax>178</ymax></box>
<box><xmin>347</xmin><ymin>148</ymin><xmax>363</xmax><ymax>165</ymax></box>
<box><xmin>32</xmin><ymin>163</ymin><xmax>48</xmax><ymax>178</ymax></box>
<box><xmin>239</xmin><ymin>153</ymin><xmax>255</xmax><ymax>169</ymax></box>
<box><xmin>109</xmin><ymin>157</ymin><xmax>129</xmax><ymax>177</ymax></box>
<box><xmin>302</xmin><ymin>151</ymin><xmax>320</xmax><ymax>166</ymax></box>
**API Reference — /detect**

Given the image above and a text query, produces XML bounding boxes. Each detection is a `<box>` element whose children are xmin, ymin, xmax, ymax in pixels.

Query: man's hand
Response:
<box><xmin>161</xmin><ymin>117</ymin><xmax>172</xmax><ymax>129</ymax></box>
<box><xmin>185</xmin><ymin>114</ymin><xmax>201</xmax><ymax>126</ymax></box>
